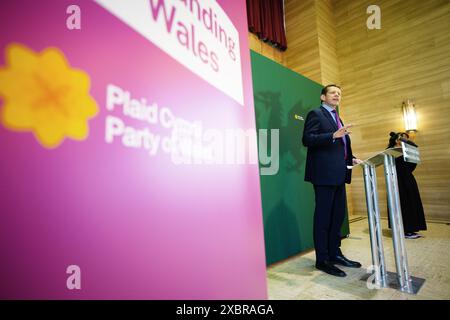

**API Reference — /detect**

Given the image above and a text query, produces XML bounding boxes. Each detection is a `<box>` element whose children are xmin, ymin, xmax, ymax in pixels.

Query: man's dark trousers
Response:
<box><xmin>313</xmin><ymin>184</ymin><xmax>346</xmax><ymax>263</ymax></box>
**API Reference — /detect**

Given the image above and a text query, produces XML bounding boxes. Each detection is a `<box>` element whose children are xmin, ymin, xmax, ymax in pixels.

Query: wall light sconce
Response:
<box><xmin>402</xmin><ymin>99</ymin><xmax>418</xmax><ymax>132</ymax></box>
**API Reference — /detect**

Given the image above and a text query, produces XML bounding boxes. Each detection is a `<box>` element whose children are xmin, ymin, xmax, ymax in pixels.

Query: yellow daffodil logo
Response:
<box><xmin>0</xmin><ymin>43</ymin><xmax>98</xmax><ymax>148</ymax></box>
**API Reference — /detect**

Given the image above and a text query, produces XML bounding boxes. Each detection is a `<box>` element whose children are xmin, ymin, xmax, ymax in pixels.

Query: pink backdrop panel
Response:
<box><xmin>0</xmin><ymin>0</ymin><xmax>267</xmax><ymax>299</ymax></box>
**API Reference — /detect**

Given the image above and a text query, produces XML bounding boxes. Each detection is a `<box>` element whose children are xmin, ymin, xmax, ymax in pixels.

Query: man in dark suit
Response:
<box><xmin>302</xmin><ymin>84</ymin><xmax>363</xmax><ymax>277</ymax></box>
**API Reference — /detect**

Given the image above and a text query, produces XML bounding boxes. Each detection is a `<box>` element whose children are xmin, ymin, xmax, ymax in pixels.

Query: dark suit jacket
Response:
<box><xmin>302</xmin><ymin>106</ymin><xmax>353</xmax><ymax>186</ymax></box>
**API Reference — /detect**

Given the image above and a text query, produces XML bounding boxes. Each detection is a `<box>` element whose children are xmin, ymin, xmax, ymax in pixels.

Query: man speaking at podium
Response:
<box><xmin>302</xmin><ymin>84</ymin><xmax>363</xmax><ymax>277</ymax></box>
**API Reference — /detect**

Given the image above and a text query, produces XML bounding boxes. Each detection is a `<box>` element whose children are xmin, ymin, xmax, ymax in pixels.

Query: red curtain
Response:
<box><xmin>247</xmin><ymin>0</ymin><xmax>287</xmax><ymax>51</ymax></box>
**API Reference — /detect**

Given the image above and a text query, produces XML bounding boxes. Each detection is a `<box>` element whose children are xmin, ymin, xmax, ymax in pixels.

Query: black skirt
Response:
<box><xmin>388</xmin><ymin>157</ymin><xmax>427</xmax><ymax>233</ymax></box>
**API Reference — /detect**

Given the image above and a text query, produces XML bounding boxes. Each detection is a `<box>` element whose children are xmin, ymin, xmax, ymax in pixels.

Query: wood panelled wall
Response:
<box><xmin>334</xmin><ymin>0</ymin><xmax>450</xmax><ymax>221</ymax></box>
<box><xmin>315</xmin><ymin>0</ymin><xmax>340</xmax><ymax>85</ymax></box>
<box><xmin>249</xmin><ymin>0</ymin><xmax>450</xmax><ymax>221</ymax></box>
<box><xmin>284</xmin><ymin>0</ymin><xmax>321</xmax><ymax>82</ymax></box>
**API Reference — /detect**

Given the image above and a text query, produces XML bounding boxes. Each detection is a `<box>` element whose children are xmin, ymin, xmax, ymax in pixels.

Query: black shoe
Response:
<box><xmin>405</xmin><ymin>232</ymin><xmax>421</xmax><ymax>239</ymax></box>
<box><xmin>331</xmin><ymin>255</ymin><xmax>362</xmax><ymax>268</ymax></box>
<box><xmin>315</xmin><ymin>261</ymin><xmax>346</xmax><ymax>277</ymax></box>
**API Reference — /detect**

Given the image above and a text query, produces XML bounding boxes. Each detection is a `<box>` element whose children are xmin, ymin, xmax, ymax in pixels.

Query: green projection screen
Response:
<box><xmin>250</xmin><ymin>50</ymin><xmax>349</xmax><ymax>265</ymax></box>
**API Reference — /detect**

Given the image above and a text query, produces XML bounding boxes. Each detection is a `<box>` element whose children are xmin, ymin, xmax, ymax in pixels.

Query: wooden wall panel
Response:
<box><xmin>334</xmin><ymin>0</ymin><xmax>450</xmax><ymax>221</ymax></box>
<box><xmin>316</xmin><ymin>0</ymin><xmax>341</xmax><ymax>85</ymax></box>
<box><xmin>285</xmin><ymin>0</ymin><xmax>322</xmax><ymax>83</ymax></box>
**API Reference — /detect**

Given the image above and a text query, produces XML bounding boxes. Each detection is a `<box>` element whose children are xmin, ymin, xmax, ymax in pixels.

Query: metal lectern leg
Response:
<box><xmin>369</xmin><ymin>165</ymin><xmax>387</xmax><ymax>285</ymax></box>
<box><xmin>363</xmin><ymin>164</ymin><xmax>387</xmax><ymax>287</ymax></box>
<box><xmin>384</xmin><ymin>154</ymin><xmax>413</xmax><ymax>293</ymax></box>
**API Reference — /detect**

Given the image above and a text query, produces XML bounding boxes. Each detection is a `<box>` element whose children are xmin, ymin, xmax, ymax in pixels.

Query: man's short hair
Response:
<box><xmin>320</xmin><ymin>84</ymin><xmax>341</xmax><ymax>103</ymax></box>
<box><xmin>321</xmin><ymin>84</ymin><xmax>341</xmax><ymax>96</ymax></box>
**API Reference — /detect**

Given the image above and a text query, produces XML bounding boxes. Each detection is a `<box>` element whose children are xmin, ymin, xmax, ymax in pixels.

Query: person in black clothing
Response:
<box><xmin>387</xmin><ymin>132</ymin><xmax>427</xmax><ymax>239</ymax></box>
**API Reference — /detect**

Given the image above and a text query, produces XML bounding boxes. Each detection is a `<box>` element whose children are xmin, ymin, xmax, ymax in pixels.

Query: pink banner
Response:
<box><xmin>0</xmin><ymin>0</ymin><xmax>267</xmax><ymax>299</ymax></box>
